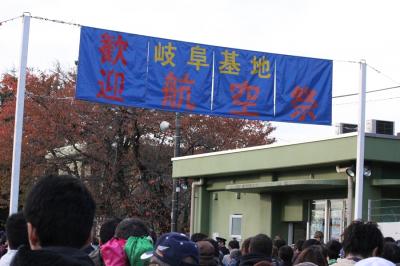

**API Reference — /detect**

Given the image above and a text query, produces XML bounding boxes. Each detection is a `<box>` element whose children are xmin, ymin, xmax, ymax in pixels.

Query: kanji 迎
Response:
<box><xmin>97</xmin><ymin>69</ymin><xmax>125</xmax><ymax>102</ymax></box>
<box><xmin>290</xmin><ymin>86</ymin><xmax>318</xmax><ymax>121</ymax></box>
<box><xmin>219</xmin><ymin>50</ymin><xmax>240</xmax><ymax>75</ymax></box>
<box><xmin>187</xmin><ymin>45</ymin><xmax>209</xmax><ymax>71</ymax></box>
<box><xmin>229</xmin><ymin>81</ymin><xmax>260</xmax><ymax>116</ymax></box>
<box><xmin>161</xmin><ymin>72</ymin><xmax>195</xmax><ymax>110</ymax></box>
<box><xmin>154</xmin><ymin>42</ymin><xmax>177</xmax><ymax>67</ymax></box>
<box><xmin>251</xmin><ymin>55</ymin><xmax>271</xmax><ymax>78</ymax></box>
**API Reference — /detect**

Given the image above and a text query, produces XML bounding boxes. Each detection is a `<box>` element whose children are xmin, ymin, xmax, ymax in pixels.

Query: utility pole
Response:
<box><xmin>171</xmin><ymin>112</ymin><xmax>181</xmax><ymax>232</ymax></box>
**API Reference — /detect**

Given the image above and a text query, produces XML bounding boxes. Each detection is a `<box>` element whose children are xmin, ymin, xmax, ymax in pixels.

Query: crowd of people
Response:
<box><xmin>0</xmin><ymin>174</ymin><xmax>399</xmax><ymax>266</ymax></box>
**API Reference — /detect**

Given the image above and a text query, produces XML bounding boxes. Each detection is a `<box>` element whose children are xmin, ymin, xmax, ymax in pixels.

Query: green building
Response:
<box><xmin>172</xmin><ymin>132</ymin><xmax>400</xmax><ymax>244</ymax></box>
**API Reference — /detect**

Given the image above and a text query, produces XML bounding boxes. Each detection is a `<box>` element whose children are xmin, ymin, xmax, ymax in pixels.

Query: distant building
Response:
<box><xmin>172</xmin><ymin>133</ymin><xmax>400</xmax><ymax>244</ymax></box>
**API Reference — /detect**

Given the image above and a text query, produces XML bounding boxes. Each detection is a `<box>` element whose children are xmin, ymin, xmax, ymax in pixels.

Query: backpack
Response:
<box><xmin>101</xmin><ymin>238</ymin><xmax>128</xmax><ymax>266</ymax></box>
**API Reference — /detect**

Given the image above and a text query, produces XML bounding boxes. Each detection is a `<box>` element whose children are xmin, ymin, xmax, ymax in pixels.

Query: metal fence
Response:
<box><xmin>368</xmin><ymin>199</ymin><xmax>400</xmax><ymax>222</ymax></box>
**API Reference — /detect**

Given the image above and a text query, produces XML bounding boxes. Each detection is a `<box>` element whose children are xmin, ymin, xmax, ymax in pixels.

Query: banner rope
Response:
<box><xmin>31</xmin><ymin>15</ymin><xmax>81</xmax><ymax>27</ymax></box>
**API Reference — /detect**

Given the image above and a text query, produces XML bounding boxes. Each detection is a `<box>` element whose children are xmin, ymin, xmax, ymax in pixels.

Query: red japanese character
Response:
<box><xmin>97</xmin><ymin>69</ymin><xmax>125</xmax><ymax>102</ymax></box>
<box><xmin>229</xmin><ymin>81</ymin><xmax>260</xmax><ymax>116</ymax></box>
<box><xmin>290</xmin><ymin>86</ymin><xmax>318</xmax><ymax>121</ymax></box>
<box><xmin>99</xmin><ymin>33</ymin><xmax>115</xmax><ymax>64</ymax></box>
<box><xmin>113</xmin><ymin>35</ymin><xmax>128</xmax><ymax>66</ymax></box>
<box><xmin>161</xmin><ymin>72</ymin><xmax>195</xmax><ymax>110</ymax></box>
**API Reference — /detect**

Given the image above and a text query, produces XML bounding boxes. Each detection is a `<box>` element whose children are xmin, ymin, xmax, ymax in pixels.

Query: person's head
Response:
<box><xmin>274</xmin><ymin>239</ymin><xmax>287</xmax><ymax>250</ymax></box>
<box><xmin>313</xmin><ymin>231</ymin><xmax>324</xmax><ymax>243</ymax></box>
<box><xmin>295</xmin><ymin>240</ymin><xmax>305</xmax><ymax>252</ymax></box>
<box><xmin>294</xmin><ymin>245</ymin><xmax>327</xmax><ymax>266</ymax></box>
<box><xmin>278</xmin><ymin>245</ymin><xmax>294</xmax><ymax>265</ymax></box>
<box><xmin>228</xmin><ymin>239</ymin><xmax>240</xmax><ymax>250</ymax></box>
<box><xmin>302</xmin><ymin>239</ymin><xmax>320</xmax><ymax>250</ymax></box>
<box><xmin>148</xmin><ymin>232</ymin><xmax>199</xmax><ymax>266</ymax></box>
<box><xmin>341</xmin><ymin>220</ymin><xmax>384</xmax><ymax>258</ymax></box>
<box><xmin>326</xmin><ymin>240</ymin><xmax>342</xmax><ymax>260</ymax></box>
<box><xmin>205</xmin><ymin>238</ymin><xmax>220</xmax><ymax>258</ymax></box>
<box><xmin>24</xmin><ymin>175</ymin><xmax>96</xmax><ymax>249</ymax></box>
<box><xmin>197</xmin><ymin>240</ymin><xmax>217</xmax><ymax>266</ymax></box>
<box><xmin>5</xmin><ymin>212</ymin><xmax>29</xmax><ymax>250</ymax></box>
<box><xmin>216</xmin><ymin>237</ymin><xmax>226</xmax><ymax>248</ymax></box>
<box><xmin>381</xmin><ymin>242</ymin><xmax>400</xmax><ymax>264</ymax></box>
<box><xmin>249</xmin><ymin>234</ymin><xmax>273</xmax><ymax>257</ymax></box>
<box><xmin>99</xmin><ymin>218</ymin><xmax>122</xmax><ymax>245</ymax></box>
<box><xmin>384</xmin><ymin>237</ymin><xmax>396</xmax><ymax>243</ymax></box>
<box><xmin>190</xmin><ymin>233</ymin><xmax>208</xmax><ymax>243</ymax></box>
<box><xmin>114</xmin><ymin>217</ymin><xmax>149</xmax><ymax>239</ymax></box>
<box><xmin>273</xmin><ymin>239</ymin><xmax>287</xmax><ymax>257</ymax></box>
<box><xmin>241</xmin><ymin>237</ymin><xmax>252</xmax><ymax>255</ymax></box>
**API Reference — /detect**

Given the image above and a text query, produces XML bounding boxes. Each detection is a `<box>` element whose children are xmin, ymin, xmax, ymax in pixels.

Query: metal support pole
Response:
<box><xmin>354</xmin><ymin>60</ymin><xmax>367</xmax><ymax>220</ymax></box>
<box><xmin>9</xmin><ymin>13</ymin><xmax>30</xmax><ymax>215</ymax></box>
<box><xmin>171</xmin><ymin>112</ymin><xmax>181</xmax><ymax>232</ymax></box>
<box><xmin>347</xmin><ymin>175</ymin><xmax>353</xmax><ymax>226</ymax></box>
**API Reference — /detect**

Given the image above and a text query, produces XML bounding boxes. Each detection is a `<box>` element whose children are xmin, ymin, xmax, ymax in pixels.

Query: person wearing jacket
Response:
<box><xmin>11</xmin><ymin>175</ymin><xmax>96</xmax><ymax>266</ymax></box>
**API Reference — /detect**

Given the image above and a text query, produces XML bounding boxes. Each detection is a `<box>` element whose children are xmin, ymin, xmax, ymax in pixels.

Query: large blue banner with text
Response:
<box><xmin>76</xmin><ymin>26</ymin><xmax>332</xmax><ymax>125</ymax></box>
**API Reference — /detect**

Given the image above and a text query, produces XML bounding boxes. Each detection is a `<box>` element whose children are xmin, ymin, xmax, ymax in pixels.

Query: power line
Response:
<box><xmin>333</xmin><ymin>85</ymin><xmax>400</xmax><ymax>99</ymax></box>
<box><xmin>334</xmin><ymin>95</ymin><xmax>400</xmax><ymax>106</ymax></box>
<box><xmin>367</xmin><ymin>63</ymin><xmax>400</xmax><ymax>86</ymax></box>
<box><xmin>0</xmin><ymin>15</ymin><xmax>22</xmax><ymax>27</ymax></box>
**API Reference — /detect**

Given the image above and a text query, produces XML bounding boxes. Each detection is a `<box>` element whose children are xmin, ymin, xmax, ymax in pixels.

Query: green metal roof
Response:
<box><xmin>172</xmin><ymin>133</ymin><xmax>400</xmax><ymax>178</ymax></box>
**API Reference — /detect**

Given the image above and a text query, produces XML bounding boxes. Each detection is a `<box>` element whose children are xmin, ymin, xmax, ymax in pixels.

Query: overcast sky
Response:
<box><xmin>1</xmin><ymin>0</ymin><xmax>400</xmax><ymax>143</ymax></box>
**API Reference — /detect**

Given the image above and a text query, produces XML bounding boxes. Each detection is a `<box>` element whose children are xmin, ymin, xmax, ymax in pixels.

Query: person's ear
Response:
<box><xmin>27</xmin><ymin>222</ymin><xmax>41</xmax><ymax>250</ymax></box>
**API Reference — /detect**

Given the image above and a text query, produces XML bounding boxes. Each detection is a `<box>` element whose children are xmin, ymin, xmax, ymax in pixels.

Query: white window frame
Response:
<box><xmin>229</xmin><ymin>214</ymin><xmax>242</xmax><ymax>240</ymax></box>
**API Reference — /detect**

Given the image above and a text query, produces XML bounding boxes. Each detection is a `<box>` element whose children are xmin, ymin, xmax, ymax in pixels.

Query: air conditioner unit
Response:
<box><xmin>366</xmin><ymin>119</ymin><xmax>394</xmax><ymax>135</ymax></box>
<box><xmin>336</xmin><ymin>123</ymin><xmax>358</xmax><ymax>135</ymax></box>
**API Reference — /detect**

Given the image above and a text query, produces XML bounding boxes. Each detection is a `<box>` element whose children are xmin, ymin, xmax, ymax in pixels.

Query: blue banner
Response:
<box><xmin>76</xmin><ymin>26</ymin><xmax>333</xmax><ymax>125</ymax></box>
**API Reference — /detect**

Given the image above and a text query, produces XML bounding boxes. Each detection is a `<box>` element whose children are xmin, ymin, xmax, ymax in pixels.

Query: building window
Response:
<box><xmin>230</xmin><ymin>214</ymin><xmax>242</xmax><ymax>239</ymax></box>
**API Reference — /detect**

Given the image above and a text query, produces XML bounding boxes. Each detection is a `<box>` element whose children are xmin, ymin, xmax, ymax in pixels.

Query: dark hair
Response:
<box><xmin>294</xmin><ymin>245</ymin><xmax>327</xmax><ymax>266</ymax></box>
<box><xmin>278</xmin><ymin>245</ymin><xmax>293</xmax><ymax>266</ymax></box>
<box><xmin>274</xmin><ymin>239</ymin><xmax>287</xmax><ymax>250</ymax></box>
<box><xmin>249</xmin><ymin>234</ymin><xmax>273</xmax><ymax>256</ymax></box>
<box><xmin>302</xmin><ymin>239</ymin><xmax>320</xmax><ymax>250</ymax></box>
<box><xmin>295</xmin><ymin>240</ymin><xmax>305</xmax><ymax>251</ymax></box>
<box><xmin>24</xmin><ymin>175</ymin><xmax>96</xmax><ymax>248</ymax></box>
<box><xmin>326</xmin><ymin>240</ymin><xmax>342</xmax><ymax>260</ymax></box>
<box><xmin>5</xmin><ymin>212</ymin><xmax>29</xmax><ymax>249</ymax></box>
<box><xmin>99</xmin><ymin>218</ymin><xmax>121</xmax><ymax>244</ymax></box>
<box><xmin>114</xmin><ymin>218</ymin><xmax>149</xmax><ymax>239</ymax></box>
<box><xmin>241</xmin><ymin>237</ymin><xmax>252</xmax><ymax>255</ymax></box>
<box><xmin>341</xmin><ymin>220</ymin><xmax>384</xmax><ymax>258</ymax></box>
<box><xmin>190</xmin><ymin>232</ymin><xmax>208</xmax><ymax>242</ymax></box>
<box><xmin>384</xmin><ymin>237</ymin><xmax>396</xmax><ymax>243</ymax></box>
<box><xmin>381</xmin><ymin>242</ymin><xmax>400</xmax><ymax>264</ymax></box>
<box><xmin>228</xmin><ymin>239</ymin><xmax>240</xmax><ymax>249</ymax></box>
<box><xmin>205</xmin><ymin>238</ymin><xmax>220</xmax><ymax>257</ymax></box>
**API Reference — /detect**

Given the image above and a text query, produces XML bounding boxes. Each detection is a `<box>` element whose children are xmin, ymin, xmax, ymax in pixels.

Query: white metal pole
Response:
<box><xmin>9</xmin><ymin>13</ymin><xmax>31</xmax><ymax>215</ymax></box>
<box><xmin>354</xmin><ymin>60</ymin><xmax>367</xmax><ymax>220</ymax></box>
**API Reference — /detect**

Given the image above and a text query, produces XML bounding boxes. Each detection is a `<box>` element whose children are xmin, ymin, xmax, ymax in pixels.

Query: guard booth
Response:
<box><xmin>172</xmin><ymin>133</ymin><xmax>400</xmax><ymax>244</ymax></box>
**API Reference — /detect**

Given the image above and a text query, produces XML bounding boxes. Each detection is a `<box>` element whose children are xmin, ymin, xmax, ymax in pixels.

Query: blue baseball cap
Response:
<box><xmin>141</xmin><ymin>232</ymin><xmax>199</xmax><ymax>266</ymax></box>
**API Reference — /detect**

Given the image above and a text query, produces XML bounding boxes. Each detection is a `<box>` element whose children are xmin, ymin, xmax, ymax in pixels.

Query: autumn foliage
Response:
<box><xmin>0</xmin><ymin>66</ymin><xmax>275</xmax><ymax>233</ymax></box>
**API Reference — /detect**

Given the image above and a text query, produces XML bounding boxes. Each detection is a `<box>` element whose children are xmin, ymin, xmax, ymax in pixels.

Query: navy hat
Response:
<box><xmin>141</xmin><ymin>232</ymin><xmax>199</xmax><ymax>266</ymax></box>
